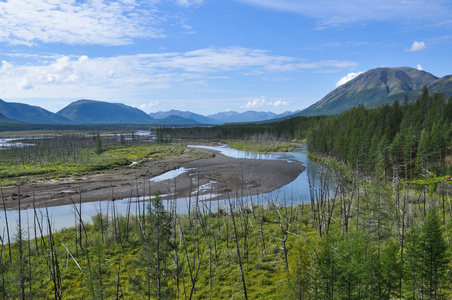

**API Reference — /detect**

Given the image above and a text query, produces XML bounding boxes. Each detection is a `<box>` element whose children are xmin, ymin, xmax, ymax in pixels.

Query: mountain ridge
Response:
<box><xmin>1</xmin><ymin>67</ymin><xmax>451</xmax><ymax>125</ymax></box>
<box><xmin>57</xmin><ymin>99</ymin><xmax>154</xmax><ymax>124</ymax></box>
<box><xmin>298</xmin><ymin>67</ymin><xmax>447</xmax><ymax>116</ymax></box>
<box><xmin>0</xmin><ymin>99</ymin><xmax>73</xmax><ymax>124</ymax></box>
<box><xmin>149</xmin><ymin>110</ymin><xmax>215</xmax><ymax>124</ymax></box>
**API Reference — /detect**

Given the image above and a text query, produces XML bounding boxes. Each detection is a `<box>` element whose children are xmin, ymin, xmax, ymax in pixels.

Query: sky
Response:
<box><xmin>0</xmin><ymin>0</ymin><xmax>451</xmax><ymax>116</ymax></box>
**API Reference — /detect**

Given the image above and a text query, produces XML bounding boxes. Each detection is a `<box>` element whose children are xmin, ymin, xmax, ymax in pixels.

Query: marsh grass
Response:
<box><xmin>0</xmin><ymin>133</ymin><xmax>186</xmax><ymax>184</ymax></box>
<box><xmin>228</xmin><ymin>133</ymin><xmax>294</xmax><ymax>152</ymax></box>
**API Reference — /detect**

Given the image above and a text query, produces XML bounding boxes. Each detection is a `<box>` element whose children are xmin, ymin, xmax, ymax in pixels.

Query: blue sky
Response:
<box><xmin>0</xmin><ymin>0</ymin><xmax>451</xmax><ymax>115</ymax></box>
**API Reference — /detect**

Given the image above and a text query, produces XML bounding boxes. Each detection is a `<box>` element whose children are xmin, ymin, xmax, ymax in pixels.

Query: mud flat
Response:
<box><xmin>1</xmin><ymin>147</ymin><xmax>305</xmax><ymax>210</ymax></box>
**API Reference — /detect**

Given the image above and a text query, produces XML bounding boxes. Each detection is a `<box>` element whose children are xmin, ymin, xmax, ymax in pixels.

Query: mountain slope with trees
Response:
<box><xmin>57</xmin><ymin>99</ymin><xmax>154</xmax><ymax>124</ymax></box>
<box><xmin>149</xmin><ymin>109</ymin><xmax>215</xmax><ymax>124</ymax></box>
<box><xmin>298</xmin><ymin>67</ymin><xmax>447</xmax><ymax>116</ymax></box>
<box><xmin>0</xmin><ymin>99</ymin><xmax>73</xmax><ymax>124</ymax></box>
<box><xmin>277</xmin><ymin>87</ymin><xmax>452</xmax><ymax>180</ymax></box>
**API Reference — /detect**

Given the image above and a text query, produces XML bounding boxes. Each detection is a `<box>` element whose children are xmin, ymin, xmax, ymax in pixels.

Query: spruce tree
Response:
<box><xmin>420</xmin><ymin>209</ymin><xmax>449</xmax><ymax>298</ymax></box>
<box><xmin>130</xmin><ymin>193</ymin><xmax>176</xmax><ymax>299</ymax></box>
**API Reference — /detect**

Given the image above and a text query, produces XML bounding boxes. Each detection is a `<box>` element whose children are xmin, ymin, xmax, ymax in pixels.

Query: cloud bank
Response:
<box><xmin>0</xmin><ymin>47</ymin><xmax>357</xmax><ymax>101</ymax></box>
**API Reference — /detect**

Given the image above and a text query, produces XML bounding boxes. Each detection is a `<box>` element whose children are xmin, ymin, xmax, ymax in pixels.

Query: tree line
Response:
<box><xmin>277</xmin><ymin>87</ymin><xmax>452</xmax><ymax>180</ymax></box>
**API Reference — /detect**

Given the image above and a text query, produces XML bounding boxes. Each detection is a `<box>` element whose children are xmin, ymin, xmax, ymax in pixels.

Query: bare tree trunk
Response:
<box><xmin>228</xmin><ymin>195</ymin><xmax>248</xmax><ymax>299</ymax></box>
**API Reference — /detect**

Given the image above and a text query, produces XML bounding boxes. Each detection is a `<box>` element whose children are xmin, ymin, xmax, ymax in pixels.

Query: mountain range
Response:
<box><xmin>1</xmin><ymin>67</ymin><xmax>451</xmax><ymax>126</ymax></box>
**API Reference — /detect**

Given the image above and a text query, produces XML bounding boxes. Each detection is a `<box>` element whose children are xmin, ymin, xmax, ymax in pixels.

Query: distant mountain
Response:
<box><xmin>148</xmin><ymin>109</ymin><xmax>296</xmax><ymax>124</ymax></box>
<box><xmin>427</xmin><ymin>75</ymin><xmax>452</xmax><ymax>98</ymax></box>
<box><xmin>149</xmin><ymin>110</ymin><xmax>215</xmax><ymax>124</ymax></box>
<box><xmin>0</xmin><ymin>112</ymin><xmax>22</xmax><ymax>124</ymax></box>
<box><xmin>0</xmin><ymin>99</ymin><xmax>72</xmax><ymax>124</ymax></box>
<box><xmin>0</xmin><ymin>112</ymin><xmax>11</xmax><ymax>121</ymax></box>
<box><xmin>208</xmin><ymin>111</ymin><xmax>280</xmax><ymax>124</ymax></box>
<box><xmin>299</xmin><ymin>67</ymin><xmax>441</xmax><ymax>116</ymax></box>
<box><xmin>57</xmin><ymin>99</ymin><xmax>154</xmax><ymax>124</ymax></box>
<box><xmin>151</xmin><ymin>115</ymin><xmax>201</xmax><ymax>125</ymax></box>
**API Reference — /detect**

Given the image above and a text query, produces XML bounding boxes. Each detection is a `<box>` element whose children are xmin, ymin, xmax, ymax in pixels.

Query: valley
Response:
<box><xmin>0</xmin><ymin>70</ymin><xmax>450</xmax><ymax>299</ymax></box>
<box><xmin>0</xmin><ymin>141</ymin><xmax>305</xmax><ymax>211</ymax></box>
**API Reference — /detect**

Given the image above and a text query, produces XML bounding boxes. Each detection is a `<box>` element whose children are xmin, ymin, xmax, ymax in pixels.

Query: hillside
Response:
<box><xmin>0</xmin><ymin>112</ymin><xmax>17</xmax><ymax>123</ymax></box>
<box><xmin>428</xmin><ymin>75</ymin><xmax>452</xmax><ymax>98</ymax></box>
<box><xmin>150</xmin><ymin>115</ymin><xmax>201</xmax><ymax>125</ymax></box>
<box><xmin>299</xmin><ymin>67</ymin><xmax>442</xmax><ymax>116</ymax></box>
<box><xmin>57</xmin><ymin>99</ymin><xmax>154</xmax><ymax>124</ymax></box>
<box><xmin>207</xmin><ymin>111</ymin><xmax>280</xmax><ymax>123</ymax></box>
<box><xmin>149</xmin><ymin>110</ymin><xmax>215</xmax><ymax>124</ymax></box>
<box><xmin>0</xmin><ymin>99</ymin><xmax>72</xmax><ymax>124</ymax></box>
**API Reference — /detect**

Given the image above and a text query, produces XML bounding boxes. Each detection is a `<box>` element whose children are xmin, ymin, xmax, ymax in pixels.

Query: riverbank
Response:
<box><xmin>1</xmin><ymin>146</ymin><xmax>305</xmax><ymax>210</ymax></box>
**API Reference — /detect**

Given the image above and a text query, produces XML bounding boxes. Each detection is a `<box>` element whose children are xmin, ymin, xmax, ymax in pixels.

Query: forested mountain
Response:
<box><xmin>57</xmin><ymin>99</ymin><xmax>154</xmax><ymax>124</ymax></box>
<box><xmin>277</xmin><ymin>87</ymin><xmax>452</xmax><ymax>179</ymax></box>
<box><xmin>428</xmin><ymin>75</ymin><xmax>452</xmax><ymax>98</ymax></box>
<box><xmin>151</xmin><ymin>115</ymin><xmax>201</xmax><ymax>125</ymax></box>
<box><xmin>149</xmin><ymin>110</ymin><xmax>215</xmax><ymax>124</ymax></box>
<box><xmin>149</xmin><ymin>110</ymin><xmax>298</xmax><ymax>124</ymax></box>
<box><xmin>0</xmin><ymin>112</ymin><xmax>18</xmax><ymax>123</ymax></box>
<box><xmin>0</xmin><ymin>99</ymin><xmax>72</xmax><ymax>124</ymax></box>
<box><xmin>208</xmin><ymin>110</ymin><xmax>282</xmax><ymax>123</ymax></box>
<box><xmin>299</xmin><ymin>67</ymin><xmax>447</xmax><ymax>116</ymax></box>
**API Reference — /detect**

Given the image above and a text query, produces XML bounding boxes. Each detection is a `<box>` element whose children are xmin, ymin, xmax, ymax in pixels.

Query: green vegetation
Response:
<box><xmin>228</xmin><ymin>133</ymin><xmax>295</xmax><ymax>152</ymax></box>
<box><xmin>0</xmin><ymin>133</ymin><xmax>186</xmax><ymax>185</ymax></box>
<box><xmin>0</xmin><ymin>88</ymin><xmax>451</xmax><ymax>299</ymax></box>
<box><xmin>278</xmin><ymin>87</ymin><xmax>452</xmax><ymax>179</ymax></box>
<box><xmin>0</xmin><ymin>176</ymin><xmax>451</xmax><ymax>299</ymax></box>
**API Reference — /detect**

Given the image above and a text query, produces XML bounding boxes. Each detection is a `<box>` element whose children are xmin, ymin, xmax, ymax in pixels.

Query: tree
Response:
<box><xmin>420</xmin><ymin>209</ymin><xmax>449</xmax><ymax>298</ymax></box>
<box><xmin>415</xmin><ymin>129</ymin><xmax>429</xmax><ymax>176</ymax></box>
<box><xmin>379</xmin><ymin>241</ymin><xmax>403</xmax><ymax>299</ymax></box>
<box><xmin>405</xmin><ymin>209</ymin><xmax>449</xmax><ymax>299</ymax></box>
<box><xmin>94</xmin><ymin>133</ymin><xmax>103</xmax><ymax>155</ymax></box>
<box><xmin>130</xmin><ymin>193</ymin><xmax>176</xmax><ymax>299</ymax></box>
<box><xmin>391</xmin><ymin>132</ymin><xmax>405</xmax><ymax>180</ymax></box>
<box><xmin>286</xmin><ymin>239</ymin><xmax>312</xmax><ymax>299</ymax></box>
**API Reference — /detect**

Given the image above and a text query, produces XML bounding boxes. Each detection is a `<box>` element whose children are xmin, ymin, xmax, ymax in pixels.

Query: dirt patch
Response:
<box><xmin>1</xmin><ymin>147</ymin><xmax>305</xmax><ymax>210</ymax></box>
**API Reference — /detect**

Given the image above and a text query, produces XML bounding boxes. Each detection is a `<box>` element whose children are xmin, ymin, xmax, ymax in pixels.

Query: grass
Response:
<box><xmin>0</xmin><ymin>144</ymin><xmax>187</xmax><ymax>185</ymax></box>
<box><xmin>227</xmin><ymin>133</ymin><xmax>295</xmax><ymax>152</ymax></box>
<box><xmin>0</xmin><ymin>202</ymin><xmax>307</xmax><ymax>299</ymax></box>
<box><xmin>3</xmin><ymin>177</ymin><xmax>451</xmax><ymax>299</ymax></box>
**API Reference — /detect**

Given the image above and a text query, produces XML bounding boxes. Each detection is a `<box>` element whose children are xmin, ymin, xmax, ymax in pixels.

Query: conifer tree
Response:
<box><xmin>286</xmin><ymin>239</ymin><xmax>311</xmax><ymax>299</ymax></box>
<box><xmin>130</xmin><ymin>193</ymin><xmax>176</xmax><ymax>299</ymax></box>
<box><xmin>420</xmin><ymin>209</ymin><xmax>449</xmax><ymax>298</ymax></box>
<box><xmin>94</xmin><ymin>133</ymin><xmax>103</xmax><ymax>155</ymax></box>
<box><xmin>416</xmin><ymin>129</ymin><xmax>429</xmax><ymax>176</ymax></box>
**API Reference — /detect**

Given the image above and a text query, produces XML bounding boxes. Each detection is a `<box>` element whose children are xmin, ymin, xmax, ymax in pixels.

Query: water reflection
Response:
<box><xmin>188</xmin><ymin>144</ymin><xmax>283</xmax><ymax>160</ymax></box>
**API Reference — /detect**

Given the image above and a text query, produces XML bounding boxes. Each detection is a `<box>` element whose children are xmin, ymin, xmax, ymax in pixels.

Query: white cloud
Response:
<box><xmin>241</xmin><ymin>98</ymin><xmax>267</xmax><ymax>109</ymax></box>
<box><xmin>241</xmin><ymin>96</ymin><xmax>291</xmax><ymax>109</ymax></box>
<box><xmin>16</xmin><ymin>77</ymin><xmax>32</xmax><ymax>90</ymax></box>
<box><xmin>273</xmin><ymin>100</ymin><xmax>291</xmax><ymax>107</ymax></box>
<box><xmin>406</xmin><ymin>41</ymin><xmax>427</xmax><ymax>52</ymax></box>
<box><xmin>417</xmin><ymin>64</ymin><xmax>423</xmax><ymax>71</ymax></box>
<box><xmin>0</xmin><ymin>0</ymin><xmax>165</xmax><ymax>46</ymax></box>
<box><xmin>140</xmin><ymin>101</ymin><xmax>161</xmax><ymax>110</ymax></box>
<box><xmin>0</xmin><ymin>48</ymin><xmax>355</xmax><ymax>103</ymax></box>
<box><xmin>335</xmin><ymin>71</ymin><xmax>364</xmax><ymax>87</ymax></box>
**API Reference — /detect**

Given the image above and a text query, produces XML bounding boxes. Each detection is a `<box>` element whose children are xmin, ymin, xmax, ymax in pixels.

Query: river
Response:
<box><xmin>0</xmin><ymin>144</ymin><xmax>337</xmax><ymax>240</ymax></box>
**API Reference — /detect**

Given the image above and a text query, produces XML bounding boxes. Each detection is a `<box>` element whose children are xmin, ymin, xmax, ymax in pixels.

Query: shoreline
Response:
<box><xmin>1</xmin><ymin>147</ymin><xmax>305</xmax><ymax>211</ymax></box>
